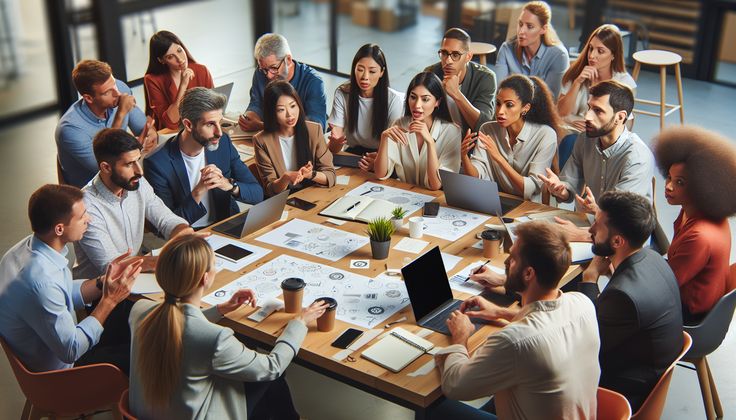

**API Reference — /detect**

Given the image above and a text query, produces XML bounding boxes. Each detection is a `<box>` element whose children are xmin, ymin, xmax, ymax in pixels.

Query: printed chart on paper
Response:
<box><xmin>203</xmin><ymin>254</ymin><xmax>410</xmax><ymax>329</ymax></box>
<box><xmin>255</xmin><ymin>219</ymin><xmax>369</xmax><ymax>262</ymax></box>
<box><xmin>421</xmin><ymin>206</ymin><xmax>491</xmax><ymax>241</ymax></box>
<box><xmin>346</xmin><ymin>182</ymin><xmax>434</xmax><ymax>216</ymax></box>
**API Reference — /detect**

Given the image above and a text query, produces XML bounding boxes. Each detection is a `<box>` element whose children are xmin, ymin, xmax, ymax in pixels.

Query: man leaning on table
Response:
<box><xmin>538</xmin><ymin>80</ymin><xmax>654</xmax><ymax>241</ymax></box>
<box><xmin>74</xmin><ymin>128</ymin><xmax>194</xmax><ymax>280</ymax></box>
<box><xmin>238</xmin><ymin>33</ymin><xmax>327</xmax><ymax>132</ymax></box>
<box><xmin>0</xmin><ymin>184</ymin><xmax>142</xmax><ymax>373</ymax></box>
<box><xmin>432</xmin><ymin>222</ymin><xmax>600</xmax><ymax>420</ymax></box>
<box><xmin>144</xmin><ymin>87</ymin><xmax>263</xmax><ymax>227</ymax></box>
<box><xmin>56</xmin><ymin>59</ymin><xmax>158</xmax><ymax>188</ymax></box>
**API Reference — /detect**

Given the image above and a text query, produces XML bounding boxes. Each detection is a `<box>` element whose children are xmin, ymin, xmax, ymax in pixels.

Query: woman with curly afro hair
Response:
<box><xmin>654</xmin><ymin>126</ymin><xmax>736</xmax><ymax>324</ymax></box>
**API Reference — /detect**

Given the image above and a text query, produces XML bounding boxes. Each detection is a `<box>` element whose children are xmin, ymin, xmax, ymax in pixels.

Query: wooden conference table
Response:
<box><xmin>146</xmin><ymin>165</ymin><xmax>585</xmax><ymax>417</ymax></box>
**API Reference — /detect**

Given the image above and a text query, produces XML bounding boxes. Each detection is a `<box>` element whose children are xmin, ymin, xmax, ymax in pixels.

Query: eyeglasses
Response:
<box><xmin>438</xmin><ymin>50</ymin><xmax>466</xmax><ymax>62</ymax></box>
<box><xmin>259</xmin><ymin>57</ymin><xmax>286</xmax><ymax>75</ymax></box>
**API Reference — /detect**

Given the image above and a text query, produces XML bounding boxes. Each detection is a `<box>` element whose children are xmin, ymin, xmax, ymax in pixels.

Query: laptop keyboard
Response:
<box><xmin>212</xmin><ymin>213</ymin><xmax>247</xmax><ymax>237</ymax></box>
<box><xmin>422</xmin><ymin>301</ymin><xmax>462</xmax><ymax>334</ymax></box>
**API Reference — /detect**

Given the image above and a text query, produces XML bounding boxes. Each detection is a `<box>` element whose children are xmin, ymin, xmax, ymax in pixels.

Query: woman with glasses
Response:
<box><xmin>653</xmin><ymin>126</ymin><xmax>736</xmax><ymax>325</ymax></box>
<box><xmin>461</xmin><ymin>75</ymin><xmax>561</xmax><ymax>202</ymax></box>
<box><xmin>144</xmin><ymin>30</ymin><xmax>214</xmax><ymax>130</ymax></box>
<box><xmin>558</xmin><ymin>24</ymin><xmax>635</xmax><ymax>133</ymax></box>
<box><xmin>494</xmin><ymin>1</ymin><xmax>569</xmax><ymax>98</ymax></box>
<box><xmin>374</xmin><ymin>72</ymin><xmax>461</xmax><ymax>191</ymax></box>
<box><xmin>254</xmin><ymin>80</ymin><xmax>335</xmax><ymax>196</ymax></box>
<box><xmin>327</xmin><ymin>44</ymin><xmax>404</xmax><ymax>170</ymax></box>
<box><xmin>128</xmin><ymin>234</ymin><xmax>328</xmax><ymax>419</ymax></box>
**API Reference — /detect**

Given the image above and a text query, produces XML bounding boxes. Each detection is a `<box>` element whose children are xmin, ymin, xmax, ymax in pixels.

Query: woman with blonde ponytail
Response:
<box><xmin>128</xmin><ymin>234</ymin><xmax>328</xmax><ymax>419</ymax></box>
<box><xmin>494</xmin><ymin>1</ymin><xmax>569</xmax><ymax>98</ymax></box>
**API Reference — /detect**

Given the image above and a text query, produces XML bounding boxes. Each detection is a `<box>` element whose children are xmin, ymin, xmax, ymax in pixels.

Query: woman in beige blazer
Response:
<box><xmin>254</xmin><ymin>80</ymin><xmax>335</xmax><ymax>196</ymax></box>
<box><xmin>128</xmin><ymin>234</ymin><xmax>328</xmax><ymax>419</ymax></box>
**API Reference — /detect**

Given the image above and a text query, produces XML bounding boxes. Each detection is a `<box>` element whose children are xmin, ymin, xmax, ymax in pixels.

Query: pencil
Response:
<box><xmin>464</xmin><ymin>260</ymin><xmax>490</xmax><ymax>282</ymax></box>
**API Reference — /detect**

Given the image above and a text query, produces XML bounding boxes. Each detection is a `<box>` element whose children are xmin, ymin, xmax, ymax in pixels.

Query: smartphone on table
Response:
<box><xmin>286</xmin><ymin>197</ymin><xmax>317</xmax><ymax>211</ymax></box>
<box><xmin>331</xmin><ymin>328</ymin><xmax>364</xmax><ymax>349</ymax></box>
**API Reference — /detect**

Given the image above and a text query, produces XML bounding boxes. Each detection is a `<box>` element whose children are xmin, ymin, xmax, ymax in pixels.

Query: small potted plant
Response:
<box><xmin>366</xmin><ymin>217</ymin><xmax>395</xmax><ymax>260</ymax></box>
<box><xmin>390</xmin><ymin>206</ymin><xmax>408</xmax><ymax>231</ymax></box>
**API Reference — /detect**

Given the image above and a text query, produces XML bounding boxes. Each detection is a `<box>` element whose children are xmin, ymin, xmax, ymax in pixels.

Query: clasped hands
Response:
<box><xmin>281</xmin><ymin>161</ymin><xmax>315</xmax><ymax>185</ymax></box>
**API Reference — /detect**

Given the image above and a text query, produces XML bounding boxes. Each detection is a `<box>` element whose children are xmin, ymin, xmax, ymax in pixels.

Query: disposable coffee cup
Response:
<box><xmin>314</xmin><ymin>297</ymin><xmax>338</xmax><ymax>332</ymax></box>
<box><xmin>409</xmin><ymin>216</ymin><xmax>424</xmax><ymax>239</ymax></box>
<box><xmin>281</xmin><ymin>278</ymin><xmax>306</xmax><ymax>313</ymax></box>
<box><xmin>481</xmin><ymin>229</ymin><xmax>503</xmax><ymax>259</ymax></box>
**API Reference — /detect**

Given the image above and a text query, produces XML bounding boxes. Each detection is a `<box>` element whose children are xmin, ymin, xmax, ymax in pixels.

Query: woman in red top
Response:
<box><xmin>144</xmin><ymin>31</ymin><xmax>214</xmax><ymax>130</ymax></box>
<box><xmin>654</xmin><ymin>126</ymin><xmax>736</xmax><ymax>324</ymax></box>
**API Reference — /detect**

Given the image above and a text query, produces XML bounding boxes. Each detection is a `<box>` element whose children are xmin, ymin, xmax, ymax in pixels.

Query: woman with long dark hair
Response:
<box><xmin>327</xmin><ymin>44</ymin><xmax>404</xmax><ymax>165</ymax></box>
<box><xmin>461</xmin><ymin>75</ymin><xmax>561</xmax><ymax>202</ymax></box>
<box><xmin>494</xmin><ymin>1</ymin><xmax>569</xmax><ymax>98</ymax></box>
<box><xmin>374</xmin><ymin>72</ymin><xmax>461</xmax><ymax>190</ymax></box>
<box><xmin>128</xmin><ymin>234</ymin><xmax>328</xmax><ymax>418</ymax></box>
<box><xmin>558</xmin><ymin>24</ymin><xmax>635</xmax><ymax>132</ymax></box>
<box><xmin>254</xmin><ymin>80</ymin><xmax>335</xmax><ymax>196</ymax></box>
<box><xmin>144</xmin><ymin>30</ymin><xmax>213</xmax><ymax>130</ymax></box>
<box><xmin>654</xmin><ymin>126</ymin><xmax>736</xmax><ymax>324</ymax></box>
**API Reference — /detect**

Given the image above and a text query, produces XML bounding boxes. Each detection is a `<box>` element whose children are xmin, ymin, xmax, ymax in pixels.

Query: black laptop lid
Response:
<box><xmin>401</xmin><ymin>246</ymin><xmax>453</xmax><ymax>321</ymax></box>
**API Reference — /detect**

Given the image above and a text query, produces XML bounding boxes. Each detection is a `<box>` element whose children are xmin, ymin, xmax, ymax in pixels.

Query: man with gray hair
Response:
<box><xmin>144</xmin><ymin>87</ymin><xmax>263</xmax><ymax>227</ymax></box>
<box><xmin>238</xmin><ymin>33</ymin><xmax>326</xmax><ymax>132</ymax></box>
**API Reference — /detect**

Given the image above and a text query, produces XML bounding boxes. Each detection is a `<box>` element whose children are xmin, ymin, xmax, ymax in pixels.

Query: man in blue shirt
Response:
<box><xmin>238</xmin><ymin>33</ymin><xmax>326</xmax><ymax>132</ymax></box>
<box><xmin>55</xmin><ymin>60</ymin><xmax>158</xmax><ymax>188</ymax></box>
<box><xmin>0</xmin><ymin>184</ymin><xmax>142</xmax><ymax>373</ymax></box>
<box><xmin>145</xmin><ymin>87</ymin><xmax>264</xmax><ymax>226</ymax></box>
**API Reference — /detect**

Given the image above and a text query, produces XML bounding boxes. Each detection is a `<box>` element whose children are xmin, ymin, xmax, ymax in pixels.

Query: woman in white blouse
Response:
<box><xmin>558</xmin><ymin>24</ymin><xmax>636</xmax><ymax>132</ymax></box>
<box><xmin>374</xmin><ymin>72</ymin><xmax>461</xmax><ymax>190</ymax></box>
<box><xmin>461</xmin><ymin>75</ymin><xmax>561</xmax><ymax>202</ymax></box>
<box><xmin>128</xmin><ymin>234</ymin><xmax>328</xmax><ymax>419</ymax></box>
<box><xmin>328</xmin><ymin>44</ymin><xmax>404</xmax><ymax>169</ymax></box>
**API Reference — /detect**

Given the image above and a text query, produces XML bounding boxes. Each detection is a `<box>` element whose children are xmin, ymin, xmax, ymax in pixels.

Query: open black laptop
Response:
<box><xmin>402</xmin><ymin>246</ymin><xmax>484</xmax><ymax>335</ymax></box>
<box><xmin>211</xmin><ymin>190</ymin><xmax>288</xmax><ymax>238</ymax></box>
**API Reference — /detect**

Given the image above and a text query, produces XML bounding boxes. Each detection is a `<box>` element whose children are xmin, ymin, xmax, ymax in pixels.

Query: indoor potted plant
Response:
<box><xmin>390</xmin><ymin>206</ymin><xmax>408</xmax><ymax>231</ymax></box>
<box><xmin>366</xmin><ymin>217</ymin><xmax>394</xmax><ymax>260</ymax></box>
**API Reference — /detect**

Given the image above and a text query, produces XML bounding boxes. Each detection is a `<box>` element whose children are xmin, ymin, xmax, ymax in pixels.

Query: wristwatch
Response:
<box><xmin>95</xmin><ymin>276</ymin><xmax>103</xmax><ymax>291</ymax></box>
<box><xmin>228</xmin><ymin>178</ymin><xmax>238</xmax><ymax>195</ymax></box>
<box><xmin>309</xmin><ymin>170</ymin><xmax>317</xmax><ymax>180</ymax></box>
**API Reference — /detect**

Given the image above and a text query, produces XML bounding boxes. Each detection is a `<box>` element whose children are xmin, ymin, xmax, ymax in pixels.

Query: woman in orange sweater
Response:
<box><xmin>654</xmin><ymin>126</ymin><xmax>736</xmax><ymax>324</ymax></box>
<box><xmin>144</xmin><ymin>30</ymin><xmax>214</xmax><ymax>130</ymax></box>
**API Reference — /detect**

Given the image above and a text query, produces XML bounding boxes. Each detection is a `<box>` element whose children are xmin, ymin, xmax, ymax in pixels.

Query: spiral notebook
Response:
<box><xmin>361</xmin><ymin>327</ymin><xmax>435</xmax><ymax>372</ymax></box>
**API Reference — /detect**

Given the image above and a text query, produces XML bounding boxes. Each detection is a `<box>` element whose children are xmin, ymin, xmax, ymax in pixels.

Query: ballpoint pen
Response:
<box><xmin>345</xmin><ymin>201</ymin><xmax>361</xmax><ymax>212</ymax></box>
<box><xmin>464</xmin><ymin>259</ymin><xmax>490</xmax><ymax>282</ymax></box>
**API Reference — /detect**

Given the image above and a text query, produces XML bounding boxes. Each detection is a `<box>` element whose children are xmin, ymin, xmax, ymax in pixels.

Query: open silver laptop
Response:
<box><xmin>211</xmin><ymin>190</ymin><xmax>289</xmax><ymax>238</ymax></box>
<box><xmin>439</xmin><ymin>169</ymin><xmax>523</xmax><ymax>216</ymax></box>
<box><xmin>213</xmin><ymin>82</ymin><xmax>234</xmax><ymax>112</ymax></box>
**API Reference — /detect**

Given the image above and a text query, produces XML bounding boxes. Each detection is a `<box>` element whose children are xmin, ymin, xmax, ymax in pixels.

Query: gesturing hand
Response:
<box><xmin>217</xmin><ymin>289</ymin><xmax>257</xmax><ymax>315</ymax></box>
<box><xmin>358</xmin><ymin>152</ymin><xmax>377</xmax><ymax>172</ymax></box>
<box><xmin>538</xmin><ymin>168</ymin><xmax>569</xmax><ymax>200</ymax></box>
<box><xmin>575</xmin><ymin>186</ymin><xmax>599</xmax><ymax>214</ymax></box>
<box><xmin>382</xmin><ymin>126</ymin><xmax>409</xmax><ymax>146</ymax></box>
<box><xmin>460</xmin><ymin>129</ymin><xmax>477</xmax><ymax>155</ymax></box>
<box><xmin>409</xmin><ymin>120</ymin><xmax>432</xmax><ymax>143</ymax></box>
<box><xmin>102</xmin><ymin>256</ymin><xmax>143</xmax><ymax>305</ymax></box>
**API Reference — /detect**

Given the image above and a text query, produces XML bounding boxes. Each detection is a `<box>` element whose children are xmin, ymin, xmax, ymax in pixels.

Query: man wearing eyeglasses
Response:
<box><xmin>239</xmin><ymin>33</ymin><xmax>327</xmax><ymax>132</ymax></box>
<box><xmin>425</xmin><ymin>28</ymin><xmax>497</xmax><ymax>133</ymax></box>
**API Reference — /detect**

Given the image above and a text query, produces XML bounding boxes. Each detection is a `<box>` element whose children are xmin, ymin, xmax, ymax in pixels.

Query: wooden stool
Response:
<box><xmin>469</xmin><ymin>42</ymin><xmax>497</xmax><ymax>66</ymax></box>
<box><xmin>631</xmin><ymin>49</ymin><xmax>685</xmax><ymax>130</ymax></box>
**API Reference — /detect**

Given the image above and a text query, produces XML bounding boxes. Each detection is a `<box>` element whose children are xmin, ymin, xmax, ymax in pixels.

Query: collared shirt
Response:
<box><xmin>437</xmin><ymin>291</ymin><xmax>600</xmax><ymax>420</ymax></box>
<box><xmin>559</xmin><ymin>128</ymin><xmax>654</xmax><ymax>207</ymax></box>
<box><xmin>495</xmin><ymin>41</ymin><xmax>569</xmax><ymax>98</ymax></box>
<box><xmin>0</xmin><ymin>236</ymin><xmax>102</xmax><ymax>372</ymax></box>
<box><xmin>470</xmin><ymin>120</ymin><xmax>557</xmax><ymax>201</ymax></box>
<box><xmin>74</xmin><ymin>174</ymin><xmax>188</xmax><ymax>279</ymax></box>
<box><xmin>381</xmin><ymin>116</ymin><xmax>461</xmax><ymax>189</ymax></box>
<box><xmin>0</xmin><ymin>234</ymin><xmax>33</xmax><ymax>295</ymax></box>
<box><xmin>55</xmin><ymin>79</ymin><xmax>147</xmax><ymax>188</ymax></box>
<box><xmin>246</xmin><ymin>61</ymin><xmax>327</xmax><ymax>129</ymax></box>
<box><xmin>425</xmin><ymin>61</ymin><xmax>498</xmax><ymax>132</ymax></box>
<box><xmin>328</xmin><ymin>86</ymin><xmax>405</xmax><ymax>150</ymax></box>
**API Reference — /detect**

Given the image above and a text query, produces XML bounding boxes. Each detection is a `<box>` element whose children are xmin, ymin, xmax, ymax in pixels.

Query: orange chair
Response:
<box><xmin>631</xmin><ymin>331</ymin><xmax>692</xmax><ymax>420</ymax></box>
<box><xmin>1</xmin><ymin>338</ymin><xmax>127</xmax><ymax>420</ymax></box>
<box><xmin>597</xmin><ymin>387</ymin><xmax>632</xmax><ymax>420</ymax></box>
<box><xmin>118</xmin><ymin>389</ymin><xmax>138</xmax><ymax>420</ymax></box>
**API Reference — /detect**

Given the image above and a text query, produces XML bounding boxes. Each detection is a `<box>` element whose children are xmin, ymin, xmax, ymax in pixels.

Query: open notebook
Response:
<box><xmin>319</xmin><ymin>195</ymin><xmax>397</xmax><ymax>223</ymax></box>
<box><xmin>361</xmin><ymin>327</ymin><xmax>434</xmax><ymax>373</ymax></box>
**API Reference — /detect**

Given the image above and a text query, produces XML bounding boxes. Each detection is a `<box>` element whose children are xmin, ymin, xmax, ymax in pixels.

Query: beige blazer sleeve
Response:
<box><xmin>306</xmin><ymin>121</ymin><xmax>336</xmax><ymax>188</ymax></box>
<box><xmin>253</xmin><ymin>130</ymin><xmax>286</xmax><ymax>197</ymax></box>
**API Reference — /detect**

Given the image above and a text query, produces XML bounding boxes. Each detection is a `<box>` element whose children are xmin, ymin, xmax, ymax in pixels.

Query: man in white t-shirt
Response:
<box><xmin>144</xmin><ymin>88</ymin><xmax>263</xmax><ymax>227</ymax></box>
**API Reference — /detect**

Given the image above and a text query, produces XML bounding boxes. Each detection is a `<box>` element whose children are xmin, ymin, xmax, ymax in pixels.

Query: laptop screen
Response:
<box><xmin>401</xmin><ymin>246</ymin><xmax>453</xmax><ymax>321</ymax></box>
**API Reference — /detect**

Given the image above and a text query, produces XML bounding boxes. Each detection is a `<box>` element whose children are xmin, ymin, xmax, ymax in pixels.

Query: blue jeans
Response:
<box><xmin>425</xmin><ymin>398</ymin><xmax>497</xmax><ymax>420</ymax></box>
